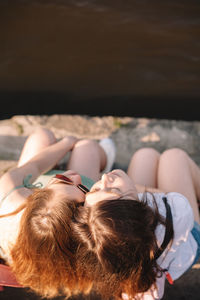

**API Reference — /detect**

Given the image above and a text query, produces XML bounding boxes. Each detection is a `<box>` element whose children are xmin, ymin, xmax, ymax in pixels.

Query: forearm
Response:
<box><xmin>5</xmin><ymin>137</ymin><xmax>77</xmax><ymax>184</ymax></box>
<box><xmin>27</xmin><ymin>137</ymin><xmax>76</xmax><ymax>175</ymax></box>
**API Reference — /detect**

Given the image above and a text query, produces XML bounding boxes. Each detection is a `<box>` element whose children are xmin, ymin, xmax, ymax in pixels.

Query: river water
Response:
<box><xmin>0</xmin><ymin>0</ymin><xmax>200</xmax><ymax>120</ymax></box>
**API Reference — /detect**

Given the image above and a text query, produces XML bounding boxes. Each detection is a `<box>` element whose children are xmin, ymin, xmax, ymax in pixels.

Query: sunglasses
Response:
<box><xmin>53</xmin><ymin>174</ymin><xmax>89</xmax><ymax>194</ymax></box>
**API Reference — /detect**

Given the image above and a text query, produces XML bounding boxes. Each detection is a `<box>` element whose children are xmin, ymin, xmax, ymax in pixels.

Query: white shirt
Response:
<box><xmin>123</xmin><ymin>192</ymin><xmax>197</xmax><ymax>300</ymax></box>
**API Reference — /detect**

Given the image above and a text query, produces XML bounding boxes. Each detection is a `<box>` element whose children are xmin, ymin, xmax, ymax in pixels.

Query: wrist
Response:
<box><xmin>62</xmin><ymin>136</ymin><xmax>77</xmax><ymax>149</ymax></box>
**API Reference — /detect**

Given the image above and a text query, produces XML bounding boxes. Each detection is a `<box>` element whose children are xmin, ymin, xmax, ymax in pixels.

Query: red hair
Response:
<box><xmin>9</xmin><ymin>188</ymin><xmax>85</xmax><ymax>298</ymax></box>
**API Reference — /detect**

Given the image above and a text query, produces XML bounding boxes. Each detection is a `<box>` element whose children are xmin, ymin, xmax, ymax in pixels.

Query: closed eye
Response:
<box><xmin>89</xmin><ymin>187</ymin><xmax>121</xmax><ymax>195</ymax></box>
<box><xmin>90</xmin><ymin>187</ymin><xmax>100</xmax><ymax>193</ymax></box>
<box><xmin>110</xmin><ymin>188</ymin><xmax>121</xmax><ymax>193</ymax></box>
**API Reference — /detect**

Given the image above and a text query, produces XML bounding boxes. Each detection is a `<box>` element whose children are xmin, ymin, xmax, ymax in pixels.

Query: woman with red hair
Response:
<box><xmin>0</xmin><ymin>127</ymin><xmax>115</xmax><ymax>297</ymax></box>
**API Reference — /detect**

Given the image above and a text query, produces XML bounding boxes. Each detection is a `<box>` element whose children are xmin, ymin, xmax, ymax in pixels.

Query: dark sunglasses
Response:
<box><xmin>54</xmin><ymin>174</ymin><xmax>89</xmax><ymax>194</ymax></box>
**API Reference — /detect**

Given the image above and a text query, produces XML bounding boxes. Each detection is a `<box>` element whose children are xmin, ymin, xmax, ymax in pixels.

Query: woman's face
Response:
<box><xmin>85</xmin><ymin>169</ymin><xmax>138</xmax><ymax>207</ymax></box>
<box><xmin>47</xmin><ymin>170</ymin><xmax>86</xmax><ymax>203</ymax></box>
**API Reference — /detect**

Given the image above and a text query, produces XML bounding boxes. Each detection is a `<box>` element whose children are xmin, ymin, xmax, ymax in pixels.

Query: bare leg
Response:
<box><xmin>158</xmin><ymin>148</ymin><xmax>200</xmax><ymax>223</ymax></box>
<box><xmin>18</xmin><ymin>128</ymin><xmax>57</xmax><ymax>167</ymax></box>
<box><xmin>67</xmin><ymin>139</ymin><xmax>106</xmax><ymax>182</ymax></box>
<box><xmin>127</xmin><ymin>148</ymin><xmax>160</xmax><ymax>187</ymax></box>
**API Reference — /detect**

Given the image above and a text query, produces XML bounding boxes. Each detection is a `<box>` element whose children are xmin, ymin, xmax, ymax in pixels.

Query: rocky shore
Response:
<box><xmin>1</xmin><ymin>114</ymin><xmax>200</xmax><ymax>300</ymax></box>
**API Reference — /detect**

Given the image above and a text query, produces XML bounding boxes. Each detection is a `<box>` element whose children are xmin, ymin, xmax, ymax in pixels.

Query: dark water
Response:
<box><xmin>0</xmin><ymin>0</ymin><xmax>200</xmax><ymax>120</ymax></box>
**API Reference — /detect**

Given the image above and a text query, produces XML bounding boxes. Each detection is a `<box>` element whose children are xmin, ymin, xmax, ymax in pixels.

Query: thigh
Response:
<box><xmin>18</xmin><ymin>128</ymin><xmax>57</xmax><ymax>167</ymax></box>
<box><xmin>127</xmin><ymin>148</ymin><xmax>160</xmax><ymax>188</ymax></box>
<box><xmin>67</xmin><ymin>139</ymin><xmax>105</xmax><ymax>182</ymax></box>
<box><xmin>157</xmin><ymin>148</ymin><xmax>200</xmax><ymax>223</ymax></box>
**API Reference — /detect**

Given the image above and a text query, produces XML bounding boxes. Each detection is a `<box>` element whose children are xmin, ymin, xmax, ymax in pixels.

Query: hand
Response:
<box><xmin>62</xmin><ymin>136</ymin><xmax>79</xmax><ymax>150</ymax></box>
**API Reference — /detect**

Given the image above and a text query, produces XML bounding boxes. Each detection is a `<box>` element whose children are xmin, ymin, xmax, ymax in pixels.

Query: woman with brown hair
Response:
<box><xmin>0</xmin><ymin>127</ymin><xmax>116</xmax><ymax>297</ymax></box>
<box><xmin>73</xmin><ymin>147</ymin><xmax>200</xmax><ymax>299</ymax></box>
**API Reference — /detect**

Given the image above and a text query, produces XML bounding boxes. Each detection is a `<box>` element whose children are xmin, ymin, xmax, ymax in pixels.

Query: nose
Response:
<box><xmin>63</xmin><ymin>171</ymin><xmax>82</xmax><ymax>185</ymax></box>
<box><xmin>71</xmin><ymin>174</ymin><xmax>82</xmax><ymax>185</ymax></box>
<box><xmin>101</xmin><ymin>173</ymin><xmax>114</xmax><ymax>188</ymax></box>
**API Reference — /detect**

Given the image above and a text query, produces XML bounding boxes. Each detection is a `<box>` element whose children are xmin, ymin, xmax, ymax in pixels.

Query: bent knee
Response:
<box><xmin>160</xmin><ymin>148</ymin><xmax>188</xmax><ymax>162</ymax></box>
<box><xmin>32</xmin><ymin>127</ymin><xmax>56</xmax><ymax>145</ymax></box>
<box><xmin>132</xmin><ymin>147</ymin><xmax>160</xmax><ymax>160</ymax></box>
<box><xmin>74</xmin><ymin>139</ymin><xmax>98</xmax><ymax>149</ymax></box>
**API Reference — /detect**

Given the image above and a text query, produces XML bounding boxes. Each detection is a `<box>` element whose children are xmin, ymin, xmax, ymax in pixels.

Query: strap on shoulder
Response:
<box><xmin>154</xmin><ymin>196</ymin><xmax>174</xmax><ymax>260</ymax></box>
<box><xmin>0</xmin><ymin>174</ymin><xmax>43</xmax><ymax>207</ymax></box>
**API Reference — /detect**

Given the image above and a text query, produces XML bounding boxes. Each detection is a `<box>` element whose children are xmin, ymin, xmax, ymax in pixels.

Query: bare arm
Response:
<box><xmin>0</xmin><ymin>136</ymin><xmax>77</xmax><ymax>194</ymax></box>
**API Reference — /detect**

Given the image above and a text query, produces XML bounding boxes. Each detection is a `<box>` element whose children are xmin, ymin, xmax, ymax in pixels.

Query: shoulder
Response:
<box><xmin>165</xmin><ymin>192</ymin><xmax>194</xmax><ymax>228</ymax></box>
<box><xmin>0</xmin><ymin>170</ymin><xmax>22</xmax><ymax>202</ymax></box>
<box><xmin>0</xmin><ymin>166</ymin><xmax>30</xmax><ymax>194</ymax></box>
<box><xmin>140</xmin><ymin>191</ymin><xmax>195</xmax><ymax>250</ymax></box>
<box><xmin>166</xmin><ymin>191</ymin><xmax>192</xmax><ymax>211</ymax></box>
<box><xmin>156</xmin><ymin>193</ymin><xmax>197</xmax><ymax>280</ymax></box>
<box><xmin>138</xmin><ymin>191</ymin><xmax>194</xmax><ymax>226</ymax></box>
<box><xmin>151</xmin><ymin>192</ymin><xmax>194</xmax><ymax>241</ymax></box>
<box><xmin>0</xmin><ymin>170</ymin><xmax>32</xmax><ymax>215</ymax></box>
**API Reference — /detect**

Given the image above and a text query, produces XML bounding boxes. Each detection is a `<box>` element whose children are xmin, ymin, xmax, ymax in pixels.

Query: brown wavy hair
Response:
<box><xmin>72</xmin><ymin>195</ymin><xmax>166</xmax><ymax>299</ymax></box>
<box><xmin>8</xmin><ymin>188</ymin><xmax>88</xmax><ymax>298</ymax></box>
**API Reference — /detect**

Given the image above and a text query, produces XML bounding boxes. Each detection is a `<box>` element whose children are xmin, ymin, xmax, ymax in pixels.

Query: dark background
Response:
<box><xmin>0</xmin><ymin>0</ymin><xmax>200</xmax><ymax>121</ymax></box>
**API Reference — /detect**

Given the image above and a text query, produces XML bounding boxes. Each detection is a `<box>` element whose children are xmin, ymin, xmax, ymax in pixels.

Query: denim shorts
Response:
<box><xmin>191</xmin><ymin>221</ymin><xmax>200</xmax><ymax>266</ymax></box>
